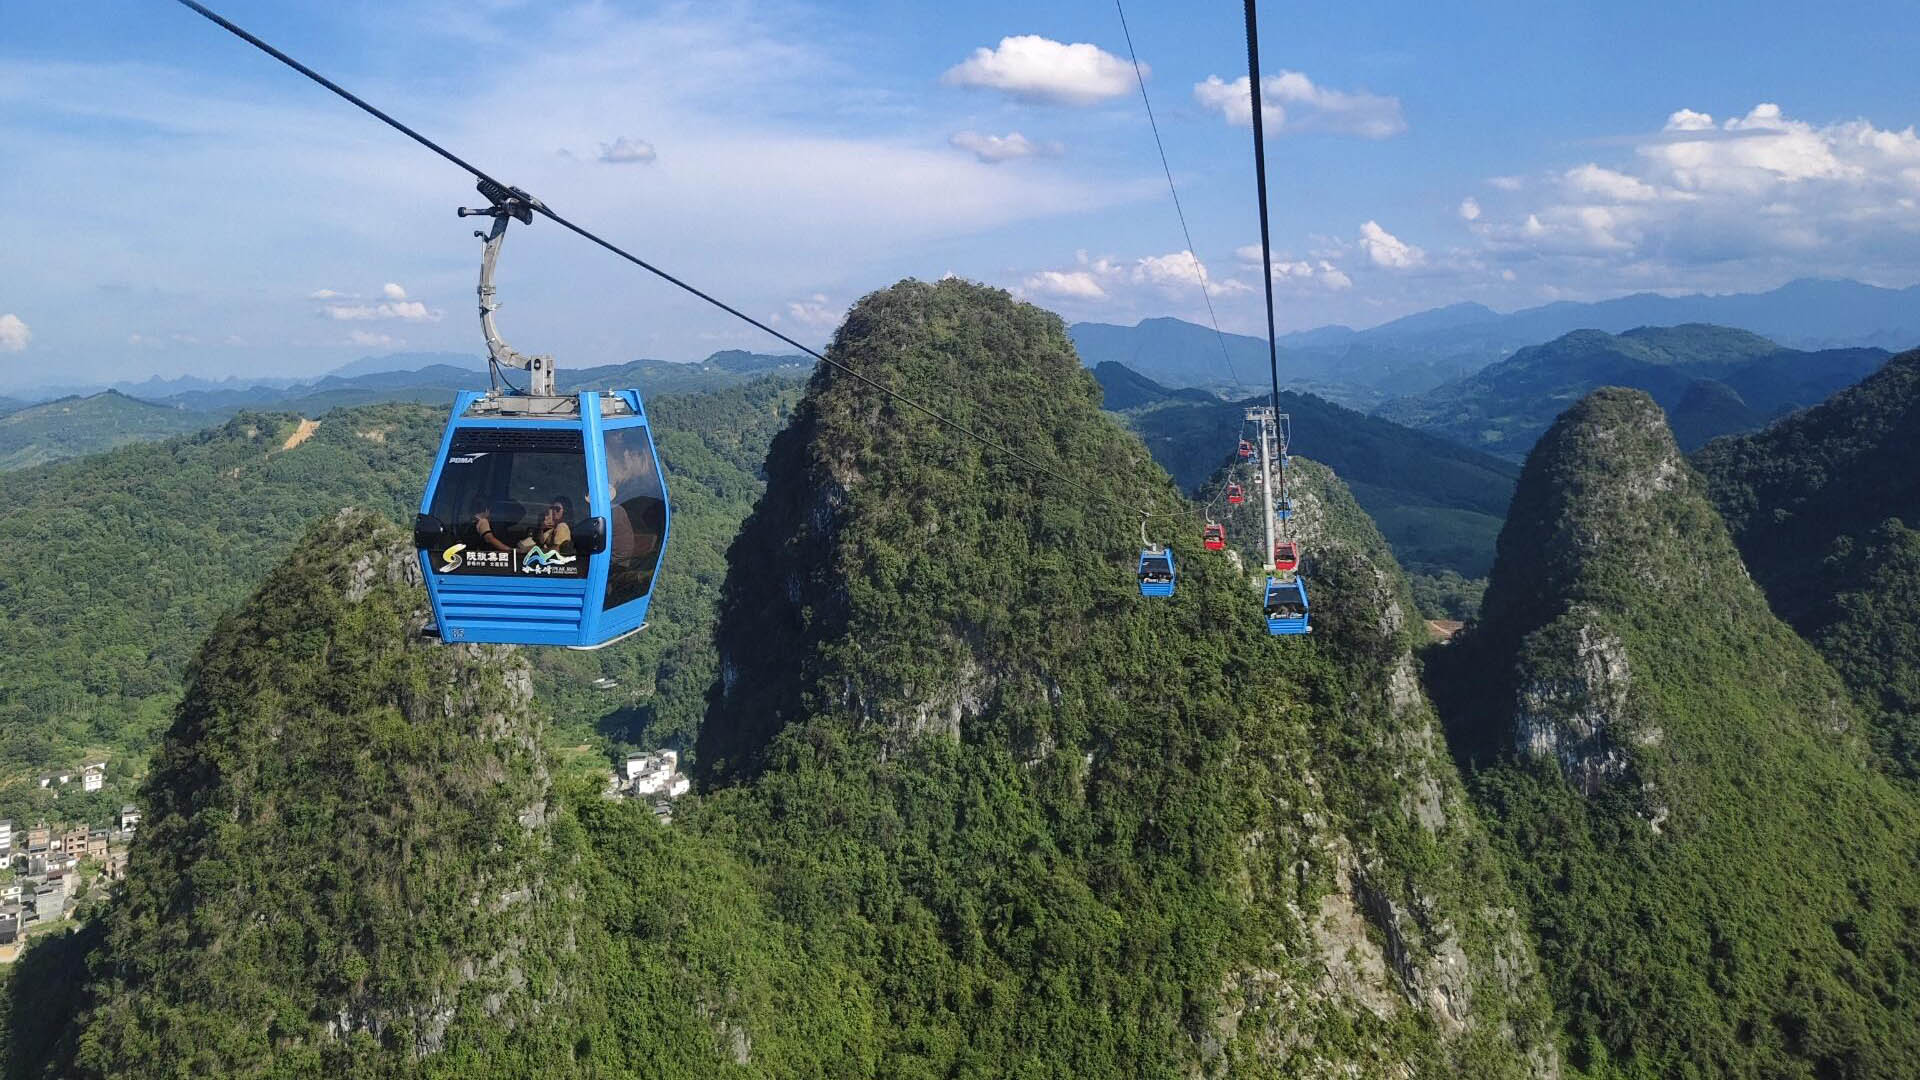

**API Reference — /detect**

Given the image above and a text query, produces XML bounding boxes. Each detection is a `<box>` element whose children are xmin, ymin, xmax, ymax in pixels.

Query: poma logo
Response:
<box><xmin>438</xmin><ymin>543</ymin><xmax>467</xmax><ymax>572</ymax></box>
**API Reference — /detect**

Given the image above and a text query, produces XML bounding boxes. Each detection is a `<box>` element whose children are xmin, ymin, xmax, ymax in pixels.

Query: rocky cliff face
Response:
<box><xmin>47</xmin><ymin>511</ymin><xmax>588</xmax><ymax>1078</ymax></box>
<box><xmin>1431</xmin><ymin>387</ymin><xmax>1920</xmax><ymax>1077</ymax></box>
<box><xmin>695</xmin><ymin>278</ymin><xmax>1557</xmax><ymax>1077</ymax></box>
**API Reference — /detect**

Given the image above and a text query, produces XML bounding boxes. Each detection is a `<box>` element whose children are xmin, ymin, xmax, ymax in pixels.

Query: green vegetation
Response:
<box><xmin>0</xmin><ymin>391</ymin><xmax>216</xmax><ymax>472</ymax></box>
<box><xmin>693</xmin><ymin>279</ymin><xmax>1555</xmax><ymax>1075</ymax></box>
<box><xmin>7</xmin><ymin>279</ymin><xmax>1561</xmax><ymax>1077</ymax></box>
<box><xmin>1429</xmin><ymin>388</ymin><xmax>1920</xmax><ymax>1077</ymax></box>
<box><xmin>1408</xmin><ymin>570</ymin><xmax>1486</xmax><ymax>622</ymax></box>
<box><xmin>1094</xmin><ymin>362</ymin><xmax>1516</xmax><ymax>576</ymax></box>
<box><xmin>0</xmin><ymin>379</ymin><xmax>800</xmax><ymax>828</ymax></box>
<box><xmin>1380</xmin><ymin>324</ymin><xmax>1889</xmax><ymax>460</ymax></box>
<box><xmin>1696</xmin><ymin>348</ymin><xmax>1920</xmax><ymax>777</ymax></box>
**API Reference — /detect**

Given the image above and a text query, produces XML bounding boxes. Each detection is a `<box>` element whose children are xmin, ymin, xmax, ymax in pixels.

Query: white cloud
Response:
<box><xmin>1232</xmin><ymin>245</ymin><xmax>1352</xmax><ymax>290</ymax></box>
<box><xmin>948</xmin><ymin>130</ymin><xmax>1060</xmax><ymax>164</ymax></box>
<box><xmin>1022</xmin><ymin>269</ymin><xmax>1107</xmax><ymax>300</ymax></box>
<box><xmin>324</xmin><ymin>301</ymin><xmax>437</xmax><ymax>322</ymax></box>
<box><xmin>348</xmin><ymin>330</ymin><xmax>399</xmax><ymax>348</ymax></box>
<box><xmin>307</xmin><ymin>288</ymin><xmax>342</xmax><ymax>300</ymax></box>
<box><xmin>1193</xmin><ymin>71</ymin><xmax>1405</xmax><ymax>139</ymax></box>
<box><xmin>0</xmin><ymin>314</ymin><xmax>29</xmax><ymax>352</ymax></box>
<box><xmin>1664</xmin><ymin>108</ymin><xmax>1716</xmax><ymax>132</ymax></box>
<box><xmin>1022</xmin><ymin>249</ymin><xmax>1259</xmax><ymax>308</ymax></box>
<box><xmin>942</xmin><ymin>36</ymin><xmax>1135</xmax><ymax>106</ymax></box>
<box><xmin>598</xmin><ymin>136</ymin><xmax>658</xmax><ymax>165</ymax></box>
<box><xmin>1563</xmin><ymin>164</ymin><xmax>1664</xmax><ymax>202</ymax></box>
<box><xmin>1358</xmin><ymin>221</ymin><xmax>1425</xmax><ymax>268</ymax></box>
<box><xmin>1459</xmin><ymin>197</ymin><xmax>1482</xmax><ymax>221</ymax></box>
<box><xmin>784</xmin><ymin>294</ymin><xmax>842</xmax><ymax>328</ymax></box>
<box><xmin>1488</xmin><ymin>175</ymin><xmax>1525</xmax><ymax>191</ymax></box>
<box><xmin>1468</xmin><ymin>103</ymin><xmax>1920</xmax><ymax>282</ymax></box>
<box><xmin>381</xmin><ymin>282</ymin><xmax>407</xmax><ymax>300</ymax></box>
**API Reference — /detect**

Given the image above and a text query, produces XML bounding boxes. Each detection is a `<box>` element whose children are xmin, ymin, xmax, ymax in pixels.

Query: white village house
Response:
<box><xmin>622</xmin><ymin>750</ymin><xmax>691</xmax><ymax>799</ymax></box>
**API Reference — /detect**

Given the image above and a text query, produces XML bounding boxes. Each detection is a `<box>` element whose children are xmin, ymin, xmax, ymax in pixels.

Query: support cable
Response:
<box><xmin>1241</xmin><ymin>0</ymin><xmax>1285</xmax><ymax>417</ymax></box>
<box><xmin>1112</xmin><ymin>0</ymin><xmax>1245</xmax><ymax>393</ymax></box>
<box><xmin>167</xmin><ymin>0</ymin><xmax>1168</xmax><ymax>529</ymax></box>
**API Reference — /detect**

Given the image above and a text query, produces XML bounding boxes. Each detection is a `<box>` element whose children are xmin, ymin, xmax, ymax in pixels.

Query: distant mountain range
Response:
<box><xmin>1070</xmin><ymin>277</ymin><xmax>1920</xmax><ymax>409</ymax></box>
<box><xmin>0</xmin><ymin>350</ymin><xmax>812</xmax><ymax>473</ymax></box>
<box><xmin>1378</xmin><ymin>324</ymin><xmax>1889</xmax><ymax>459</ymax></box>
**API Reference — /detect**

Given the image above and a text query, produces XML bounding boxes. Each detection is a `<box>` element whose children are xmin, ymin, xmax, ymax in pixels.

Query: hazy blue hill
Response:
<box><xmin>1665</xmin><ymin>378</ymin><xmax>1759</xmax><ymax>451</ymax></box>
<box><xmin>1068</xmin><ymin>279</ymin><xmax>1918</xmax><ymax>411</ymax></box>
<box><xmin>324</xmin><ymin>349</ymin><xmax>481</xmax><ymax>377</ymax></box>
<box><xmin>0</xmin><ymin>397</ymin><xmax>24</xmax><ymax>416</ymax></box>
<box><xmin>702</xmin><ymin>348</ymin><xmax>809</xmax><ymax>374</ymax></box>
<box><xmin>1096</xmin><ymin>362</ymin><xmax>1517</xmax><ymax>576</ymax></box>
<box><xmin>1501</xmin><ymin>277</ymin><xmax>1920</xmax><ymax>352</ymax></box>
<box><xmin>1068</xmin><ymin>317</ymin><xmax>1492</xmax><ymax>408</ymax></box>
<box><xmin>1696</xmin><ymin>348</ymin><xmax>1920</xmax><ymax>774</ymax></box>
<box><xmin>1379</xmin><ymin>323</ymin><xmax>1889</xmax><ymax>460</ymax></box>
<box><xmin>1429</xmin><ymin>387</ymin><xmax>1920</xmax><ymax>1077</ymax></box>
<box><xmin>1359</xmin><ymin>300</ymin><xmax>1500</xmax><ymax>337</ymax></box>
<box><xmin>1089</xmin><ymin>360</ymin><xmax>1218</xmax><ymax>411</ymax></box>
<box><xmin>0</xmin><ymin>390</ymin><xmax>218</xmax><ymax>471</ymax></box>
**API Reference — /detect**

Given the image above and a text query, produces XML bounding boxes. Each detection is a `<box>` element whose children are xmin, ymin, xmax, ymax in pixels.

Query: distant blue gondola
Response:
<box><xmin>1138</xmin><ymin>547</ymin><xmax>1176</xmax><ymax>597</ymax></box>
<box><xmin>1264</xmin><ymin>575</ymin><xmax>1310</xmax><ymax>636</ymax></box>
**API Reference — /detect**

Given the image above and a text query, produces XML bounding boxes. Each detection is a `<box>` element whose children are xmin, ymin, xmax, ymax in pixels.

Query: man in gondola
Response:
<box><xmin>470</xmin><ymin>496</ymin><xmax>513</xmax><ymax>553</ymax></box>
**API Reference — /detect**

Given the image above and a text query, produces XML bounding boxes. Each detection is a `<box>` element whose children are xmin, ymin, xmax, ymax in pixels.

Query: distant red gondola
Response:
<box><xmin>1203</xmin><ymin>523</ymin><xmax>1226</xmax><ymax>550</ymax></box>
<box><xmin>1226</xmin><ymin>483</ymin><xmax>1245</xmax><ymax>505</ymax></box>
<box><xmin>1238</xmin><ymin>439</ymin><xmax>1254</xmax><ymax>459</ymax></box>
<box><xmin>1273</xmin><ymin>541</ymin><xmax>1300</xmax><ymax>574</ymax></box>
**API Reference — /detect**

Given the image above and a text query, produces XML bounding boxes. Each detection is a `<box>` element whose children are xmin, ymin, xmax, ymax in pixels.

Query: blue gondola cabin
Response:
<box><xmin>1264</xmin><ymin>575</ymin><xmax>1310</xmax><ymax>635</ymax></box>
<box><xmin>1138</xmin><ymin>548</ymin><xmax>1176</xmax><ymax>597</ymax></box>
<box><xmin>414</xmin><ymin>389</ymin><xmax>670</xmax><ymax>648</ymax></box>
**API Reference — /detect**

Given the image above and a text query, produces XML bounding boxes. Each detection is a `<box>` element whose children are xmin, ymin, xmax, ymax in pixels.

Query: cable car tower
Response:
<box><xmin>1246</xmin><ymin>405</ymin><xmax>1279</xmax><ymax>572</ymax></box>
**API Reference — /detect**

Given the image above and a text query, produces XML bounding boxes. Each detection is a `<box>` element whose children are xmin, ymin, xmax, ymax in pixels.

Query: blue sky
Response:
<box><xmin>5</xmin><ymin>0</ymin><xmax>1920</xmax><ymax>389</ymax></box>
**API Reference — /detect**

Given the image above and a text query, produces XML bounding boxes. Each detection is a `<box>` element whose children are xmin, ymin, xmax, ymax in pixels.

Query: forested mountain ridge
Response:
<box><xmin>1095</xmin><ymin>361</ymin><xmax>1517</xmax><ymax>577</ymax></box>
<box><xmin>1429</xmin><ymin>387</ymin><xmax>1920</xmax><ymax>1077</ymax></box>
<box><xmin>1695</xmin><ymin>347</ymin><xmax>1920</xmax><ymax>775</ymax></box>
<box><xmin>1379</xmin><ymin>323</ymin><xmax>1890</xmax><ymax>459</ymax></box>
<box><xmin>16</xmin><ymin>513</ymin><xmax>594</xmax><ymax>1075</ymax></box>
<box><xmin>696</xmin><ymin>278</ymin><xmax>1558</xmax><ymax>1075</ymax></box>
<box><xmin>0</xmin><ymin>390</ymin><xmax>217</xmax><ymax>471</ymax></box>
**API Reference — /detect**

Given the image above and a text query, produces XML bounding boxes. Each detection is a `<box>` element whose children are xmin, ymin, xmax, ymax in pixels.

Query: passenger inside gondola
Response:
<box><xmin>1265</xmin><ymin>591</ymin><xmax>1306</xmax><ymax>619</ymax></box>
<box><xmin>1140</xmin><ymin>554</ymin><xmax>1174</xmax><ymax>583</ymax></box>
<box><xmin>603</xmin><ymin>427</ymin><xmax>669</xmax><ymax>608</ymax></box>
<box><xmin>516</xmin><ymin>495</ymin><xmax>574</xmax><ymax>555</ymax></box>
<box><xmin>469</xmin><ymin>496</ymin><xmax>513</xmax><ymax>552</ymax></box>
